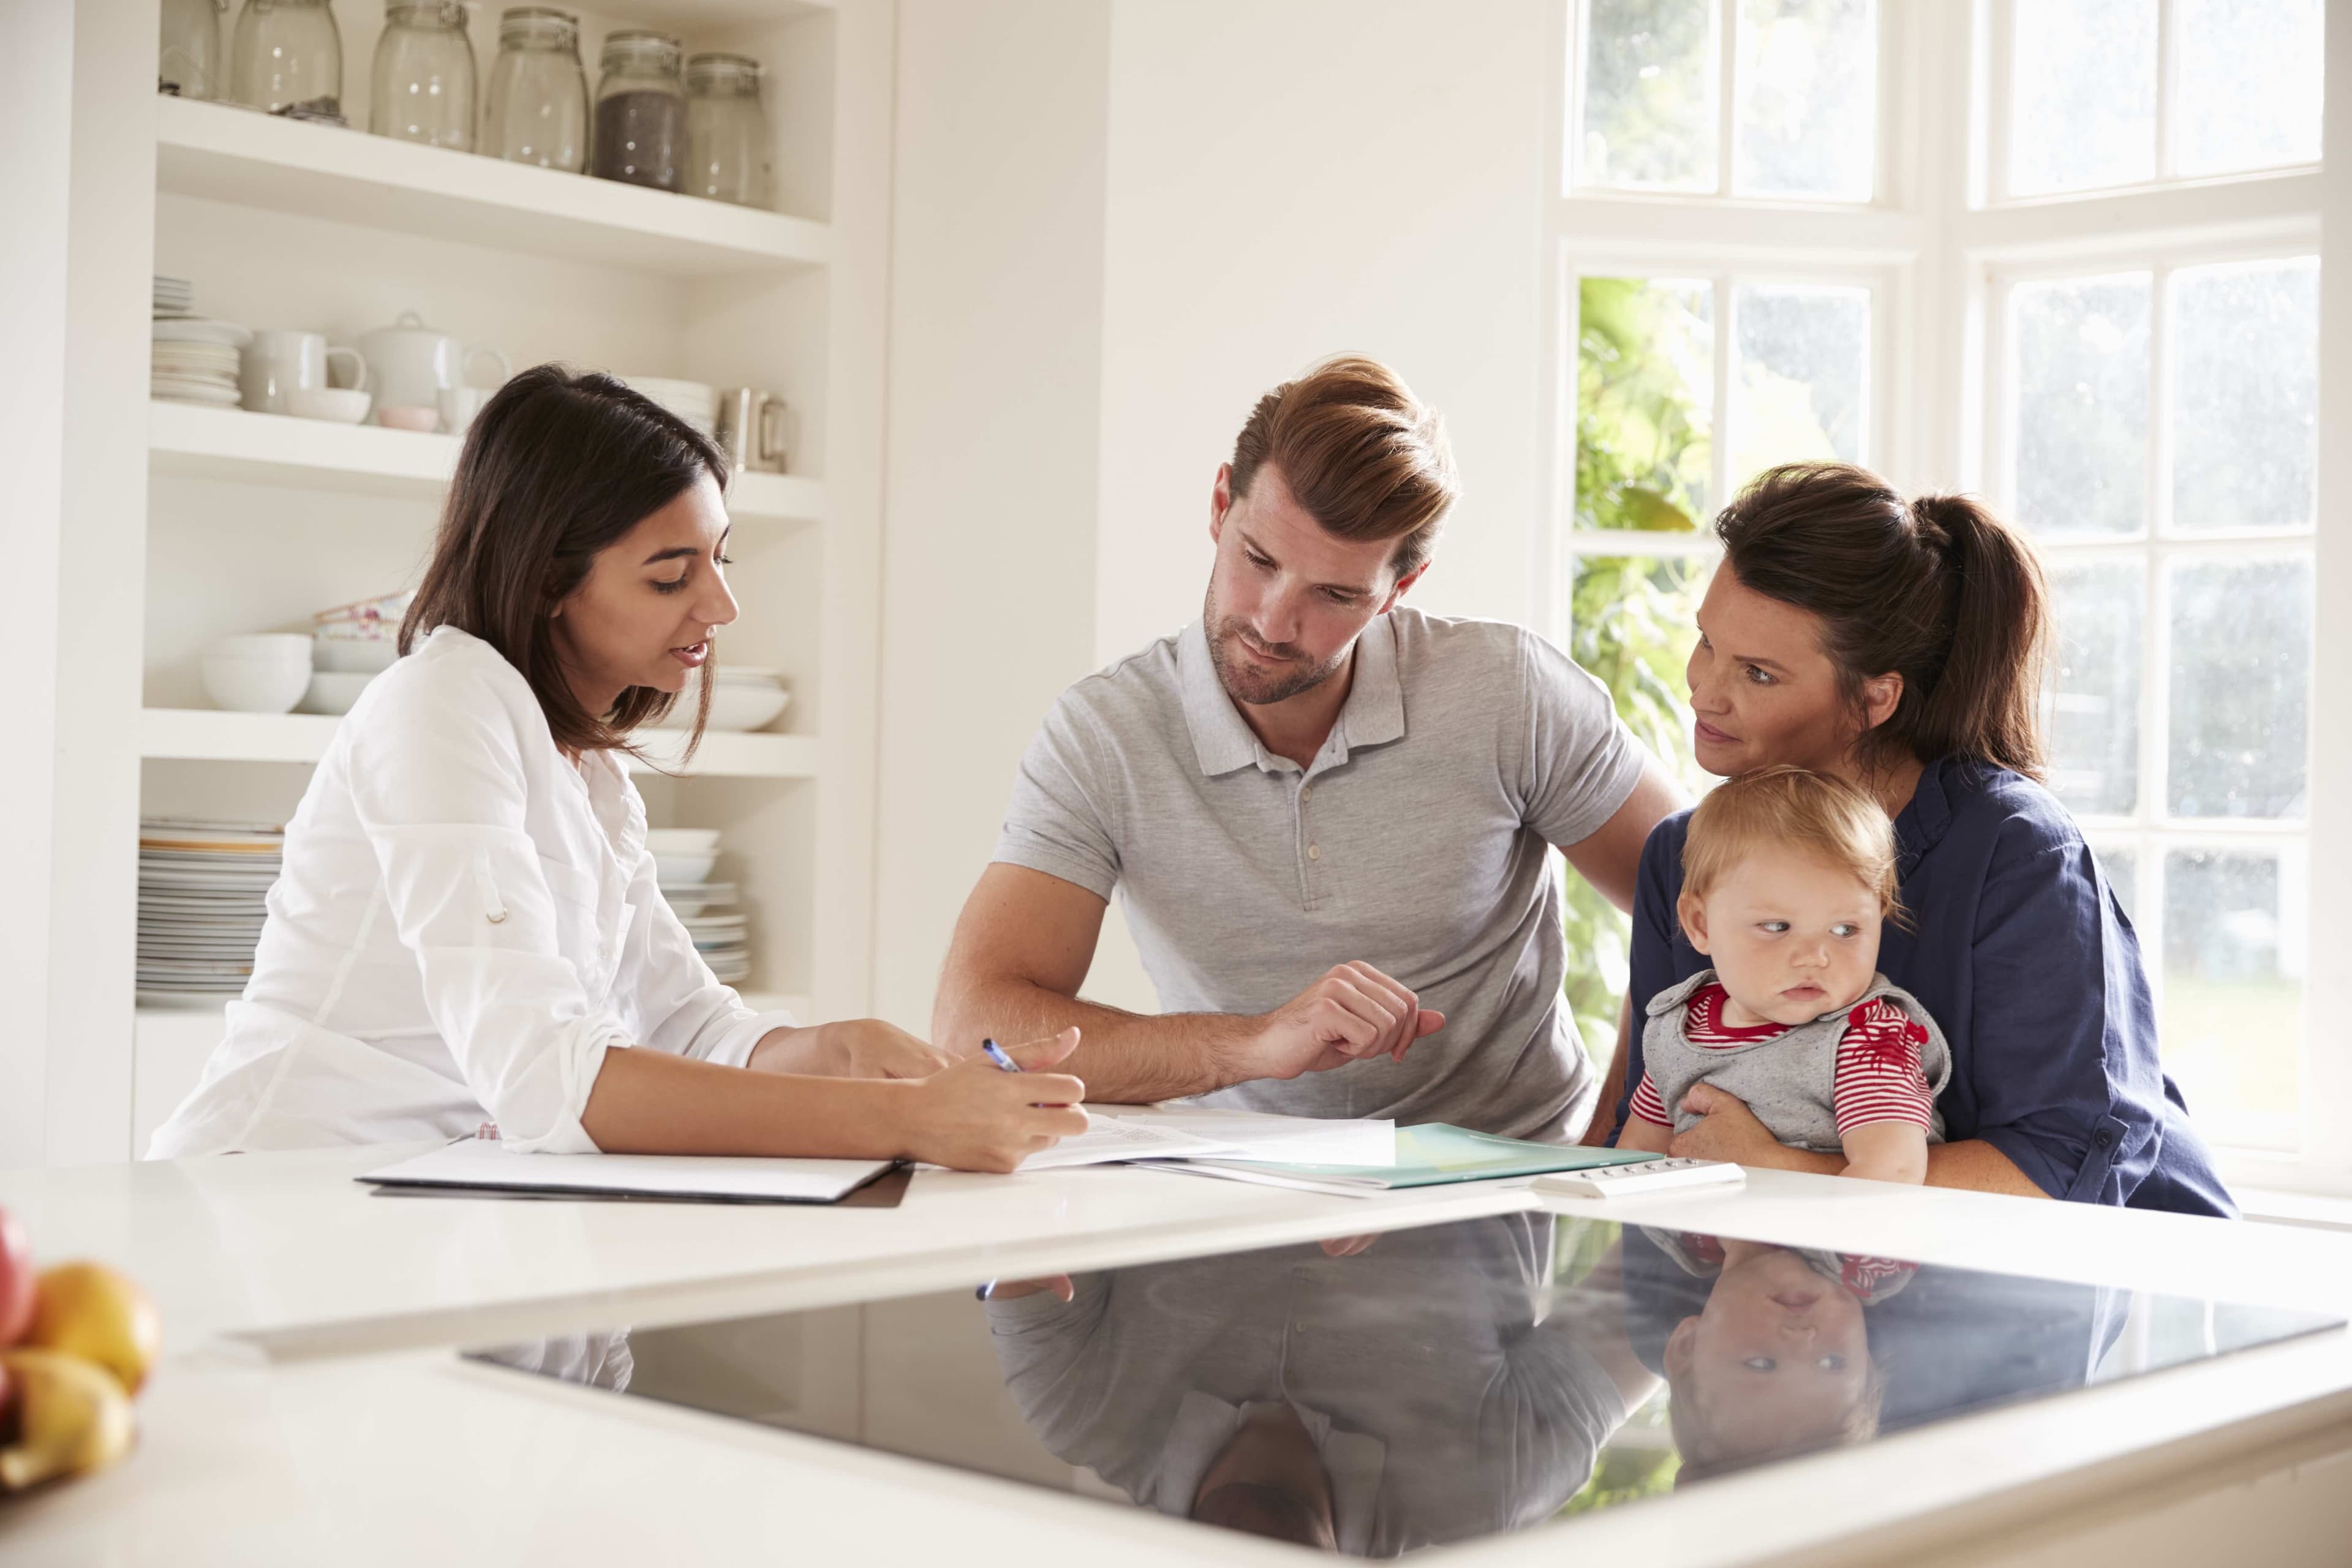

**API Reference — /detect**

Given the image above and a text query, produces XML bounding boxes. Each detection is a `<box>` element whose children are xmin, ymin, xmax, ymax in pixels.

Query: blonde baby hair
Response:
<box><xmin>1680</xmin><ymin>766</ymin><xmax>1902</xmax><ymax>922</ymax></box>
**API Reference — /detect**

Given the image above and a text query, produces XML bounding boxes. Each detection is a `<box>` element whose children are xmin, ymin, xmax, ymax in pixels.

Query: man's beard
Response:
<box><xmin>1203</xmin><ymin>586</ymin><xmax>1351</xmax><ymax>707</ymax></box>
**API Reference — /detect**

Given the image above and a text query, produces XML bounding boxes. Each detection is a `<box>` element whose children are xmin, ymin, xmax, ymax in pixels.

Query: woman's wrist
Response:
<box><xmin>747</xmin><ymin>1023</ymin><xmax>835</xmax><ymax>1076</ymax></box>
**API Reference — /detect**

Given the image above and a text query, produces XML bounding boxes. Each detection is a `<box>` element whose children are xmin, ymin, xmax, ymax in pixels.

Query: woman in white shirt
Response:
<box><xmin>151</xmin><ymin>366</ymin><xmax>1084</xmax><ymax>1170</ymax></box>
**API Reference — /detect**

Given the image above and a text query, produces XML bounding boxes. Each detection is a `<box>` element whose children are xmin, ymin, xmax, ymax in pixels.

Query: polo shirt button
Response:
<box><xmin>1301</xmin><ymin>786</ymin><xmax>1313</xmax><ymax>800</ymax></box>
<box><xmin>1308</xmin><ymin>844</ymin><xmax>1321</xmax><ymax>861</ymax></box>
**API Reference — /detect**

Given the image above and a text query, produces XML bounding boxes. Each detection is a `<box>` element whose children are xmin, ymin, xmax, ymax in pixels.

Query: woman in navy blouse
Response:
<box><xmin>1589</xmin><ymin>463</ymin><xmax>2233</xmax><ymax>1216</ymax></box>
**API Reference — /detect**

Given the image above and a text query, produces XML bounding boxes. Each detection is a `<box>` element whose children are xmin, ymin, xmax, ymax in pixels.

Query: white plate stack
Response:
<box><xmin>136</xmin><ymin>818</ymin><xmax>283</xmax><ymax>1005</ymax></box>
<box><xmin>649</xmin><ymin>829</ymin><xmax>750</xmax><ymax>986</ymax></box>
<box><xmin>153</xmin><ymin>275</ymin><xmax>251</xmax><ymax>407</ymax></box>
<box><xmin>619</xmin><ymin>375</ymin><xmax>717</xmax><ymax>439</ymax></box>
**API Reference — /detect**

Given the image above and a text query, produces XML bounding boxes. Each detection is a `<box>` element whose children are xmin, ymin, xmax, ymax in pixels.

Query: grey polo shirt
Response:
<box><xmin>993</xmin><ymin>608</ymin><xmax>1643</xmax><ymax>1141</ymax></box>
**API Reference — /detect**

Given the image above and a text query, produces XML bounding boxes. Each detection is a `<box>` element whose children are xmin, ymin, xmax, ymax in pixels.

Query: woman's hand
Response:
<box><xmin>1668</xmin><ymin>1082</ymin><xmax>1836</xmax><ymax>1172</ymax></box>
<box><xmin>750</xmin><ymin>1019</ymin><xmax>957</xmax><ymax>1080</ymax></box>
<box><xmin>903</xmin><ymin>1028</ymin><xmax>1088</xmax><ymax>1173</ymax></box>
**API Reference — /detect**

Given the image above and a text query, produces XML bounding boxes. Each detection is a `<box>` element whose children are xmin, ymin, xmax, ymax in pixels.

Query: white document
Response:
<box><xmin>360</xmin><ymin>1140</ymin><xmax>896</xmax><ymax>1204</ymax></box>
<box><xmin>1011</xmin><ymin>1112</ymin><xmax>1241</xmax><ymax>1171</ymax></box>
<box><xmin>1097</xmin><ymin>1106</ymin><xmax>1397</xmax><ymax>1167</ymax></box>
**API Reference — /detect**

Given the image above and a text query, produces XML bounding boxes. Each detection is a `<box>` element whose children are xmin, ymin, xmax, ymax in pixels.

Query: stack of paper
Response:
<box><xmin>1148</xmin><ymin>1123</ymin><xmax>1660</xmax><ymax>1198</ymax></box>
<box><xmin>1011</xmin><ymin>1106</ymin><xmax>1397</xmax><ymax>1172</ymax></box>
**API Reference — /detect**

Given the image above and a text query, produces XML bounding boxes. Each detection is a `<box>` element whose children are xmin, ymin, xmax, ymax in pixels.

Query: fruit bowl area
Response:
<box><xmin>0</xmin><ymin>1206</ymin><xmax>160</xmax><ymax>1494</ymax></box>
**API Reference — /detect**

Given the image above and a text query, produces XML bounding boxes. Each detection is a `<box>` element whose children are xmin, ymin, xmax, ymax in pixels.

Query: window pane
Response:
<box><xmin>2175</xmin><ymin>0</ymin><xmax>2324</xmax><ymax>176</ymax></box>
<box><xmin>1561</xmin><ymin>554</ymin><xmax>1712</xmax><ymax>1067</ymax></box>
<box><xmin>2010</xmin><ymin>0</ymin><xmax>2157</xmax><ymax>195</ymax></box>
<box><xmin>1728</xmin><ymin>283</ymin><xmax>1867</xmax><ymax>489</ymax></box>
<box><xmin>2167</xmin><ymin>557</ymin><xmax>2310</xmax><ymax>819</ymax></box>
<box><xmin>2010</xmin><ymin>274</ymin><xmax>2150</xmax><ymax>538</ymax></box>
<box><xmin>2090</xmin><ymin>842</ymin><xmax>2138</xmax><ymax>923</ymax></box>
<box><xmin>1569</xmin><ymin>555</ymin><xmax>1709</xmax><ymax>791</ymax></box>
<box><xmin>1733</xmin><ymin>0</ymin><xmax>1876</xmax><ymax>199</ymax></box>
<box><xmin>2170</xmin><ymin>258</ymin><xmax>2320</xmax><ymax>535</ymax></box>
<box><xmin>1577</xmin><ymin>276</ymin><xmax>1715</xmax><ymax>529</ymax></box>
<box><xmin>1580</xmin><ymin>0</ymin><xmax>1721</xmax><ymax>191</ymax></box>
<box><xmin>2045</xmin><ymin>559</ymin><xmax>2143</xmax><ymax>816</ymax></box>
<box><xmin>2162</xmin><ymin>845</ymin><xmax>2306</xmax><ymax>1152</ymax></box>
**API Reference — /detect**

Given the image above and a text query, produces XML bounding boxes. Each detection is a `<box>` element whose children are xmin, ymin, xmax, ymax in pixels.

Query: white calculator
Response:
<box><xmin>1534</xmin><ymin>1158</ymin><xmax>1745</xmax><ymax>1199</ymax></box>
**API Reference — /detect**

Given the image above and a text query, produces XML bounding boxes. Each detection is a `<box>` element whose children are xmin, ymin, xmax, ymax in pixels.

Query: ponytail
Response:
<box><xmin>1714</xmin><ymin>463</ymin><xmax>2051</xmax><ymax>782</ymax></box>
<box><xmin>1905</xmin><ymin>492</ymin><xmax>2048</xmax><ymax>779</ymax></box>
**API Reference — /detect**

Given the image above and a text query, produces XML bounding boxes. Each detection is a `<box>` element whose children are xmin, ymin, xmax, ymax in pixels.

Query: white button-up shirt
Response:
<box><xmin>149</xmin><ymin>627</ymin><xmax>795</xmax><ymax>1158</ymax></box>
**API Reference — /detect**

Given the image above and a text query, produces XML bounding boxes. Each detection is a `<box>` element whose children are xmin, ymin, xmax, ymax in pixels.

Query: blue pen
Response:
<box><xmin>981</xmin><ymin>1038</ymin><xmax>1021</xmax><ymax>1072</ymax></box>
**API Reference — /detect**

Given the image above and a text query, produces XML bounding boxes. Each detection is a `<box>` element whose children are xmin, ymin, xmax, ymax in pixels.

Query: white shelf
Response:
<box><xmin>149</xmin><ymin>402</ymin><xmax>828</xmax><ymax>526</ymax></box>
<box><xmin>156</xmin><ymin>96</ymin><xmax>831</xmax><ymax>280</ymax></box>
<box><xmin>141</xmin><ymin>709</ymin><xmax>819</xmax><ymax>779</ymax></box>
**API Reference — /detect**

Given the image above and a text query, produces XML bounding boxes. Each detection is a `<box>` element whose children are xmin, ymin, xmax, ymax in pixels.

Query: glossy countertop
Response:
<box><xmin>1</xmin><ymin>1148</ymin><xmax>2349</xmax><ymax>1565</ymax></box>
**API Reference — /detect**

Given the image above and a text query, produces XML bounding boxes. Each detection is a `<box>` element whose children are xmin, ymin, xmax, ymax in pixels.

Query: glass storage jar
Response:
<box><xmin>230</xmin><ymin>0</ymin><xmax>343</xmax><ymax>119</ymax></box>
<box><xmin>484</xmin><ymin>7</ymin><xmax>587</xmax><ymax>172</ymax></box>
<box><xmin>369</xmin><ymin>1</ymin><xmax>475</xmax><ymax>151</ymax></box>
<box><xmin>685</xmin><ymin>53</ymin><xmax>772</xmax><ymax>207</ymax></box>
<box><xmin>160</xmin><ymin>0</ymin><xmax>227</xmax><ymax>100</ymax></box>
<box><xmin>590</xmin><ymin>29</ymin><xmax>685</xmax><ymax>193</ymax></box>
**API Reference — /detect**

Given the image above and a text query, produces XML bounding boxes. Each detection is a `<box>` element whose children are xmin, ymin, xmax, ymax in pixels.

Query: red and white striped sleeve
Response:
<box><xmin>1831</xmin><ymin>999</ymin><xmax>1935</xmax><ymax>1136</ymax></box>
<box><xmin>1628</xmin><ymin>1070</ymin><xmax>1672</xmax><ymax>1128</ymax></box>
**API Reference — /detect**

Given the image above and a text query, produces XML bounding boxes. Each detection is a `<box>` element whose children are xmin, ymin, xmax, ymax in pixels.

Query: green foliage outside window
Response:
<box><xmin>1561</xmin><ymin>277</ymin><xmax>1713</xmax><ymax>1064</ymax></box>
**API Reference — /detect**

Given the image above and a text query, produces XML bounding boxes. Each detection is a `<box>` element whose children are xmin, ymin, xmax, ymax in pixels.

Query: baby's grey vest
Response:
<box><xmin>1640</xmin><ymin>970</ymin><xmax>1953</xmax><ymax>1153</ymax></box>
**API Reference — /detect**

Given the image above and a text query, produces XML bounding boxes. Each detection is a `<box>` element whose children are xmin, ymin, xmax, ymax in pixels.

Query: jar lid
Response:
<box><xmin>499</xmin><ymin>5</ymin><xmax>578</xmax><ymax>27</ymax></box>
<box><xmin>386</xmin><ymin>0</ymin><xmax>466</xmax><ymax>18</ymax></box>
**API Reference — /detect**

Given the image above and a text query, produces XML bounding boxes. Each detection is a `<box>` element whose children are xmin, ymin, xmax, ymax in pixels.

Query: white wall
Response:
<box><xmin>869</xmin><ymin>0</ymin><xmax>1114</xmax><ymax>1033</ymax></box>
<box><xmin>872</xmin><ymin>0</ymin><xmax>1558</xmax><ymax>1033</ymax></box>
<box><xmin>1093</xmin><ymin>0</ymin><xmax>1558</xmax><ymax>663</ymax></box>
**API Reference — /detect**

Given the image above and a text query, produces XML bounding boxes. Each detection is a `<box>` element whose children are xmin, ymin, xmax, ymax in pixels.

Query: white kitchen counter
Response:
<box><xmin>1</xmin><ymin>1149</ymin><xmax>2348</xmax><ymax>1566</ymax></box>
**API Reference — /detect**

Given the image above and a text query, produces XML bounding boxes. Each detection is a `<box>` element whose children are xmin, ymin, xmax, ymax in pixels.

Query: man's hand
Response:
<box><xmin>750</xmin><ymin>1019</ymin><xmax>959</xmax><ymax>1080</ymax></box>
<box><xmin>1238</xmin><ymin>962</ymin><xmax>1444</xmax><ymax>1080</ymax></box>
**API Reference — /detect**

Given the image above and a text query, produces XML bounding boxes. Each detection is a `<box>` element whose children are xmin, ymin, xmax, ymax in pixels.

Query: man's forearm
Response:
<box><xmin>936</xmin><ymin>977</ymin><xmax>1259</xmax><ymax>1104</ymax></box>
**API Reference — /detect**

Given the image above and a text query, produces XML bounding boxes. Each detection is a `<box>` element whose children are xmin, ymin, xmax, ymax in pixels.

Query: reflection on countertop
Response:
<box><xmin>472</xmin><ymin>1211</ymin><xmax>2345</xmax><ymax>1558</ymax></box>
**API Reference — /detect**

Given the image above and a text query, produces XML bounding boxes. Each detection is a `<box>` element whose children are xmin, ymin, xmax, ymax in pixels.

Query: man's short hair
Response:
<box><xmin>1229</xmin><ymin>355</ymin><xmax>1458</xmax><ymax>578</ymax></box>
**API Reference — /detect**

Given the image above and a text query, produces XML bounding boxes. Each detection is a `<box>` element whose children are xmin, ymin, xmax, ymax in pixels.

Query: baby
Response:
<box><xmin>1619</xmin><ymin>766</ymin><xmax>1950</xmax><ymax>1183</ymax></box>
<box><xmin>1646</xmin><ymin>1232</ymin><xmax>1912</xmax><ymax>1482</ymax></box>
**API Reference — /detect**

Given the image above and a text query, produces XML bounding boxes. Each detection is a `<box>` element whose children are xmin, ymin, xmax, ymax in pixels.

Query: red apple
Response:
<box><xmin>0</xmin><ymin>1208</ymin><xmax>31</xmax><ymax>1346</ymax></box>
<box><xmin>0</xmin><ymin>1357</ymin><xmax>13</xmax><ymax>1445</ymax></box>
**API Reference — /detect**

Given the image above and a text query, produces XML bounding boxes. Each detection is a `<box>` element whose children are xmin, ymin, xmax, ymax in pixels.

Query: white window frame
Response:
<box><xmin>1980</xmin><ymin>0</ymin><xmax>2328</xmax><ymax>208</ymax></box>
<box><xmin>1566</xmin><ymin>0</ymin><xmax>1899</xmax><ymax>207</ymax></box>
<box><xmin>1545</xmin><ymin>0</ymin><xmax>2351</xmax><ymax>1196</ymax></box>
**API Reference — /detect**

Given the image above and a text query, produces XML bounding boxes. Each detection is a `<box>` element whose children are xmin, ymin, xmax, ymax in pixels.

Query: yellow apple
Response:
<box><xmin>26</xmin><ymin>1263</ymin><xmax>161</xmax><ymax>1396</ymax></box>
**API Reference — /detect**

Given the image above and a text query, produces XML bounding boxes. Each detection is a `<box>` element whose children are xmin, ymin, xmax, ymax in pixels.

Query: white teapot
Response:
<box><xmin>358</xmin><ymin>311</ymin><xmax>510</xmax><ymax>429</ymax></box>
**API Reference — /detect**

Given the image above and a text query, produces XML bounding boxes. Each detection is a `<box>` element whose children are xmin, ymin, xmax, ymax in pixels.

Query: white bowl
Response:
<box><xmin>376</xmin><ymin>404</ymin><xmax>439</xmax><ymax>432</ymax></box>
<box><xmin>297</xmin><ymin>671</ymin><xmax>374</xmax><ymax>715</ymax></box>
<box><xmin>203</xmin><ymin>656</ymin><xmax>311</xmax><ymax>714</ymax></box>
<box><xmin>652</xmin><ymin>851</ymin><xmax>718</xmax><ymax>885</ymax></box>
<box><xmin>313</xmin><ymin>637</ymin><xmax>398</xmax><ymax>674</ymax></box>
<box><xmin>707</xmin><ymin>683</ymin><xmax>790</xmax><ymax>732</ymax></box>
<box><xmin>209</xmin><ymin>633</ymin><xmax>312</xmax><ymax>665</ymax></box>
<box><xmin>645</xmin><ymin>828</ymin><xmax>722</xmax><ymax>854</ymax></box>
<box><xmin>288</xmin><ymin>387</ymin><xmax>372</xmax><ymax>424</ymax></box>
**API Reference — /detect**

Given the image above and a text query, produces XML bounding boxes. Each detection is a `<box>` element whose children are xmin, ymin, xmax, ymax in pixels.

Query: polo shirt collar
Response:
<box><xmin>1177</xmin><ymin>616</ymin><xmax>1408</xmax><ymax>778</ymax></box>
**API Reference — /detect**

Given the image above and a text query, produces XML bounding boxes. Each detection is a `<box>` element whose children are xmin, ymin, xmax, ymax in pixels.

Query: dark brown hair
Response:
<box><xmin>401</xmin><ymin>365</ymin><xmax>726</xmax><ymax>759</ymax></box>
<box><xmin>1714</xmin><ymin>462</ymin><xmax>2049</xmax><ymax>782</ymax></box>
<box><xmin>1229</xmin><ymin>354</ymin><xmax>1458</xmax><ymax>577</ymax></box>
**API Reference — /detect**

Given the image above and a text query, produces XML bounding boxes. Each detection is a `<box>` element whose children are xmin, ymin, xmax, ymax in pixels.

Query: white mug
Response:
<box><xmin>242</xmin><ymin>330</ymin><xmax>367</xmax><ymax>415</ymax></box>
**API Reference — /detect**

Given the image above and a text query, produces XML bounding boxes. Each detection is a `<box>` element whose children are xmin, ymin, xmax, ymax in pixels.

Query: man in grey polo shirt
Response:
<box><xmin>935</xmin><ymin>356</ymin><xmax>1680</xmax><ymax>1141</ymax></box>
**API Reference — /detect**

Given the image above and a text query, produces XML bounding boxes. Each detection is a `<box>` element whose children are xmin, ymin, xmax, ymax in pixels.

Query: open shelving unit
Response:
<box><xmin>104</xmin><ymin>0</ymin><xmax>893</xmax><ymax>1155</ymax></box>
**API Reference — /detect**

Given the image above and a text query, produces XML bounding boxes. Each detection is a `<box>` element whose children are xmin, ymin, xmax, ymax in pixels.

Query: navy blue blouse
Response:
<box><xmin>1611</xmin><ymin>757</ymin><xmax>2236</xmax><ymax>1217</ymax></box>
